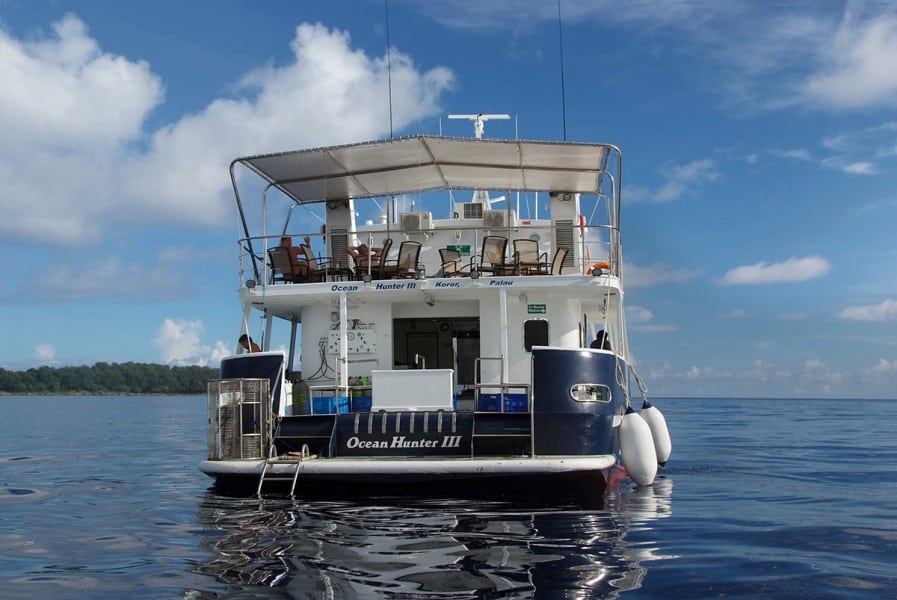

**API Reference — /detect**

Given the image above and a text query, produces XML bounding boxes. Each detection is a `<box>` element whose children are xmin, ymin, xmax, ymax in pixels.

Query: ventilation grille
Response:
<box><xmin>555</xmin><ymin>219</ymin><xmax>575</xmax><ymax>268</ymax></box>
<box><xmin>462</xmin><ymin>203</ymin><xmax>484</xmax><ymax>219</ymax></box>
<box><xmin>329</xmin><ymin>228</ymin><xmax>349</xmax><ymax>267</ymax></box>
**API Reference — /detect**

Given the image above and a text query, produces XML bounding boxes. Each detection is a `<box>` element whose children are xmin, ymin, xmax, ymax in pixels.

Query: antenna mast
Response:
<box><xmin>557</xmin><ymin>0</ymin><xmax>567</xmax><ymax>140</ymax></box>
<box><xmin>448</xmin><ymin>114</ymin><xmax>511</xmax><ymax>206</ymax></box>
<box><xmin>385</xmin><ymin>0</ymin><xmax>394</xmax><ymax>138</ymax></box>
<box><xmin>447</xmin><ymin>113</ymin><xmax>510</xmax><ymax>139</ymax></box>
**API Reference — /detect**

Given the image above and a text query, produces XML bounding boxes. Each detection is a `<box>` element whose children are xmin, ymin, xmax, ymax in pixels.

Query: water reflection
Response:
<box><xmin>193</xmin><ymin>479</ymin><xmax>673</xmax><ymax>598</ymax></box>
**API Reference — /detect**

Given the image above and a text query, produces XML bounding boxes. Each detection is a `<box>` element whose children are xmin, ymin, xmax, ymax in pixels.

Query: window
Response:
<box><xmin>523</xmin><ymin>319</ymin><xmax>548</xmax><ymax>351</ymax></box>
<box><xmin>569</xmin><ymin>384</ymin><xmax>612</xmax><ymax>403</ymax></box>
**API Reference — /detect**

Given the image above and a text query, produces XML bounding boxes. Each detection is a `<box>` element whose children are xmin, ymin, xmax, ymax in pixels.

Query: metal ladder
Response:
<box><xmin>256</xmin><ymin>444</ymin><xmax>310</xmax><ymax>497</ymax></box>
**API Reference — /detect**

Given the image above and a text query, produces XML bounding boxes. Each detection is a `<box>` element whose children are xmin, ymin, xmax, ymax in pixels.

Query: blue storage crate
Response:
<box><xmin>351</xmin><ymin>395</ymin><xmax>372</xmax><ymax>412</ymax></box>
<box><xmin>477</xmin><ymin>393</ymin><xmax>529</xmax><ymax>412</ymax></box>
<box><xmin>311</xmin><ymin>395</ymin><xmax>349</xmax><ymax>414</ymax></box>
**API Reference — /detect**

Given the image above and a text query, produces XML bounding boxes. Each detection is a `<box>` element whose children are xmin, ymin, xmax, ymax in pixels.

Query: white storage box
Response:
<box><xmin>371</xmin><ymin>369</ymin><xmax>454</xmax><ymax>411</ymax></box>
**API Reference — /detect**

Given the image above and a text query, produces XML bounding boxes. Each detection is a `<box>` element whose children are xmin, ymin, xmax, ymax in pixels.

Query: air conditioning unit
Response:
<box><xmin>400</xmin><ymin>212</ymin><xmax>433</xmax><ymax>232</ymax></box>
<box><xmin>483</xmin><ymin>209</ymin><xmax>517</xmax><ymax>229</ymax></box>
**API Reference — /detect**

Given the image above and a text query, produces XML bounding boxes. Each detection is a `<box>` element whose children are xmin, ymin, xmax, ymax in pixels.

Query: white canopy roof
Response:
<box><xmin>233</xmin><ymin>136</ymin><xmax>615</xmax><ymax>203</ymax></box>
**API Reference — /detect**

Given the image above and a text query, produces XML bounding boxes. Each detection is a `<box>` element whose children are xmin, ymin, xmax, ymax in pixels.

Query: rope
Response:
<box><xmin>631</xmin><ymin>363</ymin><xmax>649</xmax><ymax>403</ymax></box>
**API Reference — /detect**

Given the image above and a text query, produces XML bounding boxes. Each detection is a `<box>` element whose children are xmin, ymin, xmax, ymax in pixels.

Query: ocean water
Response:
<box><xmin>0</xmin><ymin>395</ymin><xmax>894</xmax><ymax>599</ymax></box>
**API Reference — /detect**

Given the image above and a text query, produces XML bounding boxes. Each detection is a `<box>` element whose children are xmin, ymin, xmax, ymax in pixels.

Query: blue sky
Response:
<box><xmin>2</xmin><ymin>1</ymin><xmax>897</xmax><ymax>399</ymax></box>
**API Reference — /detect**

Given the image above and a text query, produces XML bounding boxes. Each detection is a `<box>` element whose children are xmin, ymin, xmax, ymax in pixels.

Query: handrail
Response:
<box><xmin>473</xmin><ymin>356</ymin><xmax>533</xmax><ymax>413</ymax></box>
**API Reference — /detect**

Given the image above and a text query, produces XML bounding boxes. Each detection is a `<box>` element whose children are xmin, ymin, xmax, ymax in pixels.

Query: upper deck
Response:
<box><xmin>229</xmin><ymin>135</ymin><xmax>624</xmax><ymax>310</ymax></box>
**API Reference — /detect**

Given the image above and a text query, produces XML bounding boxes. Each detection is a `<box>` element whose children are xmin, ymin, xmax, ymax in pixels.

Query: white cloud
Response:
<box><xmin>625</xmin><ymin>261</ymin><xmax>699</xmax><ymax>288</ymax></box>
<box><xmin>35</xmin><ymin>344</ymin><xmax>56</xmax><ymax>361</ymax></box>
<box><xmin>208</xmin><ymin>340</ymin><xmax>232</xmax><ymax>366</ymax></box>
<box><xmin>26</xmin><ymin>257</ymin><xmax>186</xmax><ymax>301</ymax></box>
<box><xmin>719</xmin><ymin>308</ymin><xmax>748</xmax><ymax>319</ymax></box>
<box><xmin>629</xmin><ymin>159</ymin><xmax>720</xmax><ymax>203</ymax></box>
<box><xmin>842</xmin><ymin>161</ymin><xmax>877</xmax><ymax>175</ymax></box>
<box><xmin>814</xmin><ymin>121</ymin><xmax>897</xmax><ymax>176</ymax></box>
<box><xmin>626</xmin><ymin>305</ymin><xmax>654</xmax><ymax>323</ymax></box>
<box><xmin>424</xmin><ymin>3</ymin><xmax>897</xmax><ymax>112</ymax></box>
<box><xmin>802</xmin><ymin>358</ymin><xmax>844</xmax><ymax>387</ymax></box>
<box><xmin>803</xmin><ymin>357</ymin><xmax>826</xmax><ymax>372</ymax></box>
<box><xmin>122</xmin><ymin>23</ymin><xmax>453</xmax><ymax>230</ymax></box>
<box><xmin>0</xmin><ymin>14</ymin><xmax>162</xmax><ymax>146</ymax></box>
<box><xmin>626</xmin><ymin>304</ymin><xmax>677</xmax><ymax>333</ymax></box>
<box><xmin>802</xmin><ymin>10</ymin><xmax>897</xmax><ymax>109</ymax></box>
<box><xmin>0</xmin><ymin>14</ymin><xmax>163</xmax><ymax>245</ymax></box>
<box><xmin>721</xmin><ymin>256</ymin><xmax>831</xmax><ymax>285</ymax></box>
<box><xmin>821</xmin><ymin>157</ymin><xmax>877</xmax><ymax>175</ymax></box>
<box><xmin>780</xmin><ymin>311</ymin><xmax>812</xmax><ymax>320</ymax></box>
<box><xmin>647</xmin><ymin>361</ymin><xmax>672</xmax><ymax>380</ymax></box>
<box><xmin>0</xmin><ymin>18</ymin><xmax>454</xmax><ymax>246</ymax></box>
<box><xmin>154</xmin><ymin>318</ymin><xmax>213</xmax><ymax>366</ymax></box>
<box><xmin>838</xmin><ymin>298</ymin><xmax>897</xmax><ymax>321</ymax></box>
<box><xmin>682</xmin><ymin>366</ymin><xmax>714</xmax><ymax>381</ymax></box>
<box><xmin>770</xmin><ymin>148</ymin><xmax>813</xmax><ymax>162</ymax></box>
<box><xmin>657</xmin><ymin>159</ymin><xmax>720</xmax><ymax>202</ymax></box>
<box><xmin>871</xmin><ymin>358</ymin><xmax>897</xmax><ymax>375</ymax></box>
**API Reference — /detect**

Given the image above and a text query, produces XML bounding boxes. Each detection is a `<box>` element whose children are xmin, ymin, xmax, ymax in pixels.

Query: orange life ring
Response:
<box><xmin>589</xmin><ymin>261</ymin><xmax>610</xmax><ymax>275</ymax></box>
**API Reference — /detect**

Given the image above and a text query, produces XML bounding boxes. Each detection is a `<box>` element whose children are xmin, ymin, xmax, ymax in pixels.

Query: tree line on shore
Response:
<box><xmin>0</xmin><ymin>362</ymin><xmax>219</xmax><ymax>395</ymax></box>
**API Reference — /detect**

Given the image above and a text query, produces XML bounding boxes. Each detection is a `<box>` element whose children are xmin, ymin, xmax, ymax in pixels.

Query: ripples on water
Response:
<box><xmin>1</xmin><ymin>396</ymin><xmax>895</xmax><ymax>598</ymax></box>
<box><xmin>193</xmin><ymin>481</ymin><xmax>672</xmax><ymax>598</ymax></box>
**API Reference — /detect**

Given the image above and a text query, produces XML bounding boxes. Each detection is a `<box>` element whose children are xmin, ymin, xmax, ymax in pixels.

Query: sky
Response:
<box><xmin>2</xmin><ymin>1</ymin><xmax>897</xmax><ymax>399</ymax></box>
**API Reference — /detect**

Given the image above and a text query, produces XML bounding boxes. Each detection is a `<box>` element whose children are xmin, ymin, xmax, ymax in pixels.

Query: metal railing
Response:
<box><xmin>238</xmin><ymin>220</ymin><xmax>620</xmax><ymax>290</ymax></box>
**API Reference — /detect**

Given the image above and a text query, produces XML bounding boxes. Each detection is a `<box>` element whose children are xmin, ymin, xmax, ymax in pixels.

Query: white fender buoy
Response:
<box><xmin>620</xmin><ymin>407</ymin><xmax>658</xmax><ymax>486</ymax></box>
<box><xmin>641</xmin><ymin>400</ymin><xmax>672</xmax><ymax>465</ymax></box>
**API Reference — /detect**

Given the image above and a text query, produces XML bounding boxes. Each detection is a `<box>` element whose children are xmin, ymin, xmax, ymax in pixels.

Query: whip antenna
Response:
<box><xmin>557</xmin><ymin>0</ymin><xmax>567</xmax><ymax>140</ymax></box>
<box><xmin>385</xmin><ymin>0</ymin><xmax>394</xmax><ymax>138</ymax></box>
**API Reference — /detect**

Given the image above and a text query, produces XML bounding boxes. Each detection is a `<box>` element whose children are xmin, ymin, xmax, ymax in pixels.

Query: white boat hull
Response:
<box><xmin>200</xmin><ymin>455</ymin><xmax>617</xmax><ymax>483</ymax></box>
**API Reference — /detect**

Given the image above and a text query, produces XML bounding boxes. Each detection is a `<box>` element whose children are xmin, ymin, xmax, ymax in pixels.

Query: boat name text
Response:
<box><xmin>345</xmin><ymin>435</ymin><xmax>463</xmax><ymax>449</ymax></box>
<box><xmin>374</xmin><ymin>282</ymin><xmax>418</xmax><ymax>291</ymax></box>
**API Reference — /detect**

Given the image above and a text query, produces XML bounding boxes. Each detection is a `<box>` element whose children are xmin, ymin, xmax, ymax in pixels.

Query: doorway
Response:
<box><xmin>392</xmin><ymin>318</ymin><xmax>480</xmax><ymax>392</ymax></box>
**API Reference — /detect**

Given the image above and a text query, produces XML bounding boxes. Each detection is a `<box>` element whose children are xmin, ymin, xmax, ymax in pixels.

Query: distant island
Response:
<box><xmin>0</xmin><ymin>362</ymin><xmax>219</xmax><ymax>395</ymax></box>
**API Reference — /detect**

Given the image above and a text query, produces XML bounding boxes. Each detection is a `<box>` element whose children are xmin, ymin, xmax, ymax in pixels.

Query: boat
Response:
<box><xmin>199</xmin><ymin>114</ymin><xmax>671</xmax><ymax>496</ymax></box>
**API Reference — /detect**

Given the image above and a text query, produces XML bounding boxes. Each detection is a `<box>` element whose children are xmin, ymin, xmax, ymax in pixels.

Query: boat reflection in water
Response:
<box><xmin>193</xmin><ymin>479</ymin><xmax>673</xmax><ymax>597</ymax></box>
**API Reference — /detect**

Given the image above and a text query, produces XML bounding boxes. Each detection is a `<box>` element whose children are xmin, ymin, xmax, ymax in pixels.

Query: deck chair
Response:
<box><xmin>382</xmin><ymin>240</ymin><xmax>422</xmax><ymax>278</ymax></box>
<box><xmin>347</xmin><ymin>245</ymin><xmax>376</xmax><ymax>280</ymax></box>
<box><xmin>547</xmin><ymin>247</ymin><xmax>569</xmax><ymax>275</ymax></box>
<box><xmin>356</xmin><ymin>238</ymin><xmax>392</xmax><ymax>280</ymax></box>
<box><xmin>512</xmin><ymin>239</ymin><xmax>547</xmax><ymax>275</ymax></box>
<box><xmin>439</xmin><ymin>248</ymin><xmax>468</xmax><ymax>277</ymax></box>
<box><xmin>300</xmin><ymin>244</ymin><xmax>337</xmax><ymax>282</ymax></box>
<box><xmin>472</xmin><ymin>235</ymin><xmax>509</xmax><ymax>276</ymax></box>
<box><xmin>268</xmin><ymin>246</ymin><xmax>304</xmax><ymax>283</ymax></box>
